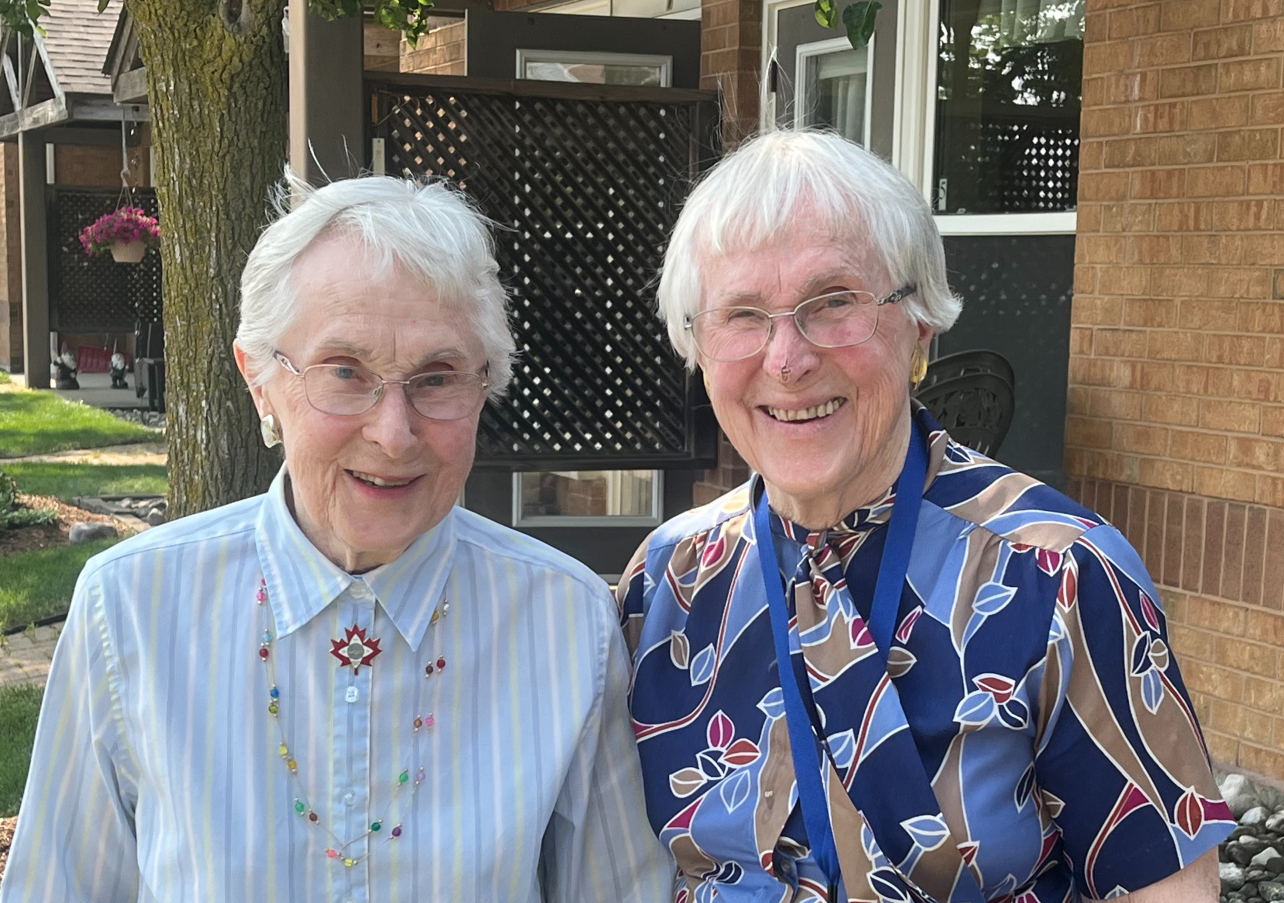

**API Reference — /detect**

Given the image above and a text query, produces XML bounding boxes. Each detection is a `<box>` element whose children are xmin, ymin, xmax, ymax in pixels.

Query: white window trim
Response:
<box><xmin>762</xmin><ymin>0</ymin><xmax>1079</xmax><ymax>236</ymax></box>
<box><xmin>934</xmin><ymin>211</ymin><xmax>1078</xmax><ymax>235</ymax></box>
<box><xmin>515</xmin><ymin>48</ymin><xmax>673</xmax><ymax>86</ymax></box>
<box><xmin>511</xmin><ymin>470</ymin><xmax>666</xmax><ymax>528</ymax></box>
<box><xmin>794</xmin><ymin>34</ymin><xmax>874</xmax><ymax>149</ymax></box>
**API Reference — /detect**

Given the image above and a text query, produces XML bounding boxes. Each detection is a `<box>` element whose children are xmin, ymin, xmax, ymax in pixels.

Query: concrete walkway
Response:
<box><xmin>0</xmin><ymin>626</ymin><xmax>60</xmax><ymax>688</ymax></box>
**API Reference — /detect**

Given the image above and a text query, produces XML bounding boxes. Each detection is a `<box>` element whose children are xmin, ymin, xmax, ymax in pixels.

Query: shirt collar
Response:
<box><xmin>254</xmin><ymin>466</ymin><xmax>457</xmax><ymax>651</ymax></box>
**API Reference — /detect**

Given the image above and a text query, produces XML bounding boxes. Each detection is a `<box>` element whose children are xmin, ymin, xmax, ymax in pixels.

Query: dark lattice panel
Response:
<box><xmin>939</xmin><ymin>235</ymin><xmax>1075</xmax><ymax>487</ymax></box>
<box><xmin>50</xmin><ymin>188</ymin><xmax>162</xmax><ymax>331</ymax></box>
<box><xmin>980</xmin><ymin>120</ymin><xmax>1078</xmax><ymax>212</ymax></box>
<box><xmin>374</xmin><ymin>81</ymin><xmax>716</xmax><ymax>467</ymax></box>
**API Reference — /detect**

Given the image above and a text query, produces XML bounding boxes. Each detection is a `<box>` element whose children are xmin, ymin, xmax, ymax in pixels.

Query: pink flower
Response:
<box><xmin>79</xmin><ymin>207</ymin><xmax>162</xmax><ymax>257</ymax></box>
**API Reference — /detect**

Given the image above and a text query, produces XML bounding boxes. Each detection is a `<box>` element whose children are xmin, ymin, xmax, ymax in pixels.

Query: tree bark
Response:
<box><xmin>126</xmin><ymin>0</ymin><xmax>286</xmax><ymax>517</ymax></box>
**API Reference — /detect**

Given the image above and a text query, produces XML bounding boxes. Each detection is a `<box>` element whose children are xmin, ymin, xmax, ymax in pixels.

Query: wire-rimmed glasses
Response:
<box><xmin>684</xmin><ymin>284</ymin><xmax>917</xmax><ymax>363</ymax></box>
<box><xmin>273</xmin><ymin>351</ymin><xmax>489</xmax><ymax>421</ymax></box>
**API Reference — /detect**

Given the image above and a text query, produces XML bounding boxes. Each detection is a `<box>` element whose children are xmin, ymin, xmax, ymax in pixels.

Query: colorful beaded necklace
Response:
<box><xmin>255</xmin><ymin>577</ymin><xmax>449</xmax><ymax>867</ymax></box>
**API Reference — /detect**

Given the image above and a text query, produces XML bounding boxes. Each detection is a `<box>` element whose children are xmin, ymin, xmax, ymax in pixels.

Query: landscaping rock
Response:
<box><xmin>1252</xmin><ymin>849</ymin><xmax>1283</xmax><ymax>868</ymax></box>
<box><xmin>69</xmin><ymin>522</ymin><xmax>117</xmax><ymax>543</ymax></box>
<box><xmin>1223</xmin><ymin>775</ymin><xmax>1264</xmax><ymax>819</ymax></box>
<box><xmin>1259</xmin><ymin>880</ymin><xmax>1284</xmax><ymax>902</ymax></box>
<box><xmin>1246</xmin><ymin>808</ymin><xmax>1274</xmax><ymax>827</ymax></box>
<box><xmin>1243</xmin><ymin>839</ymin><xmax>1273</xmax><ymax>858</ymax></box>
<box><xmin>1268</xmin><ymin>813</ymin><xmax>1284</xmax><ymax>835</ymax></box>
<box><xmin>1226</xmin><ymin>864</ymin><xmax>1249</xmax><ymax>892</ymax></box>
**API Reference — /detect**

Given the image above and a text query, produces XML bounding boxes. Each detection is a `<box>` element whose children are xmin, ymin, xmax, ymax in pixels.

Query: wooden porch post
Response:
<box><xmin>288</xmin><ymin>0</ymin><xmax>365</xmax><ymax>187</ymax></box>
<box><xmin>18</xmin><ymin>129</ymin><xmax>49</xmax><ymax>389</ymax></box>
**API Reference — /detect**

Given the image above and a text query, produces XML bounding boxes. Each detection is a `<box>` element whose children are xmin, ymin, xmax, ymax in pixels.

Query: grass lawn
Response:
<box><xmin>0</xmin><ymin>390</ymin><xmax>156</xmax><ymax>458</ymax></box>
<box><xmin>0</xmin><ymin>538</ymin><xmax>119</xmax><ymax>631</ymax></box>
<box><xmin>1</xmin><ymin>461</ymin><xmax>167</xmax><ymax>500</ymax></box>
<box><xmin>0</xmin><ymin>683</ymin><xmax>41</xmax><ymax>817</ymax></box>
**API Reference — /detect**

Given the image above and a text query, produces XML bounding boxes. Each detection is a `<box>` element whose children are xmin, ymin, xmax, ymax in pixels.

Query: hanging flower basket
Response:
<box><xmin>79</xmin><ymin>207</ymin><xmax>161</xmax><ymax>263</ymax></box>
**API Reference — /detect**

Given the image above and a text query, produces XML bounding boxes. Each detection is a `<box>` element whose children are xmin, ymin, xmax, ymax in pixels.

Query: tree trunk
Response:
<box><xmin>127</xmin><ymin>0</ymin><xmax>287</xmax><ymax>518</ymax></box>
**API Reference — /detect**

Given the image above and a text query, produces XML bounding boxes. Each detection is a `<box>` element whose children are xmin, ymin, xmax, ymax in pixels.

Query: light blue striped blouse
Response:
<box><xmin>1</xmin><ymin>469</ymin><xmax>673</xmax><ymax>903</ymax></box>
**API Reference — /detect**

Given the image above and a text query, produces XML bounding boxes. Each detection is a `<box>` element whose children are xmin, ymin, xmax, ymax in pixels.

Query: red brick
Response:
<box><xmin>1083</xmin><ymin>40</ymin><xmax>1136</xmax><ymax>75</ymax></box>
<box><xmin>1079</xmin><ymin>171</ymin><xmax>1132</xmax><ymax>202</ymax></box>
<box><xmin>1155</xmin><ymin>201</ymin><xmax>1213</xmax><ymax>231</ymax></box>
<box><xmin>1109</xmin><ymin>4</ymin><xmax>1161</xmax><ymax>38</ymax></box>
<box><xmin>1136</xmin><ymin>33</ymin><xmax>1193</xmax><ymax>68</ymax></box>
<box><xmin>1221</xmin><ymin>58</ymin><xmax>1284</xmax><ymax>92</ymax></box>
<box><xmin>1101</xmin><ymin>202</ymin><xmax>1156</xmax><ymax>232</ymax></box>
<box><xmin>1098</xmin><ymin>265</ymin><xmax>1152</xmax><ymax>295</ymax></box>
<box><xmin>1130</xmin><ymin>168</ymin><xmax>1186</xmax><ymax>198</ymax></box>
<box><xmin>1180</xmin><ymin>299</ymin><xmax>1239</xmax><ymax>329</ymax></box>
<box><xmin>1229</xmin><ymin>436</ymin><xmax>1284</xmax><ymax>469</ymax></box>
<box><xmin>1124</xmin><ymin>298</ymin><xmax>1179</xmax><ymax>327</ymax></box>
<box><xmin>1144</xmin><ymin>393</ymin><xmax>1201</xmax><ymax>424</ymax></box>
<box><xmin>1251</xmin><ymin>92</ymin><xmax>1284</xmax><ymax>124</ymax></box>
<box><xmin>1132</xmin><ymin>101</ymin><xmax>1189</xmax><ymax>134</ymax></box>
<box><xmin>1151</xmin><ymin>266</ymin><xmax>1211</xmax><ymax>297</ymax></box>
<box><xmin>1104</xmin><ymin>137</ymin><xmax>1158</xmax><ymax>169</ymax></box>
<box><xmin>1081</xmin><ymin>106</ymin><xmax>1133</xmax><ymax>139</ymax></box>
<box><xmin>1161</xmin><ymin>0</ymin><xmax>1221</xmax><ymax>31</ymax></box>
<box><xmin>1171</xmin><ymin>429</ymin><xmax>1228</xmax><ymax>463</ymax></box>
<box><xmin>1186</xmin><ymin>164</ymin><xmax>1248</xmax><ymax>197</ymax></box>
<box><xmin>1193</xmin><ymin>24</ymin><xmax>1255</xmax><ymax>59</ymax></box>
<box><xmin>1244</xmin><ymin>506</ymin><xmax>1268</xmax><ymax>606</ymax></box>
<box><xmin>1188</xmin><ymin>94</ymin><xmax>1251</xmax><ymax>129</ymax></box>
<box><xmin>1127</xmin><ymin>234</ymin><xmax>1184</xmax><ymax>263</ymax></box>
<box><xmin>1255</xmin><ymin>20</ymin><xmax>1284</xmax><ymax>52</ymax></box>
<box><xmin>1160</xmin><ymin>63</ymin><xmax>1220</xmax><ymax>98</ymax></box>
<box><xmin>1156</xmin><ymin>133</ymin><xmax>1219</xmax><ymax>164</ymax></box>
<box><xmin>1140</xmin><ymin>457</ymin><xmax>1195</xmax><ymax>491</ymax></box>
<box><xmin>1222</xmin><ymin>0</ymin><xmax>1284</xmax><ymax>21</ymax></box>
<box><xmin>1204</xmin><ymin>501</ymin><xmax>1226</xmax><ymax>596</ymax></box>
<box><xmin>1217</xmin><ymin>128</ymin><xmax>1281</xmax><ymax>162</ymax></box>
<box><xmin>1248</xmin><ymin>162</ymin><xmax>1284</xmax><ymax>194</ymax></box>
<box><xmin>1115</xmin><ymin>422</ymin><xmax>1170</xmax><ymax>455</ymax></box>
<box><xmin>1200</xmin><ymin>398</ymin><xmax>1261</xmax><ymax>431</ymax></box>
<box><xmin>1211</xmin><ymin>199</ymin><xmax>1276</xmax><ymax>231</ymax></box>
<box><xmin>1209</xmin><ymin>267</ymin><xmax>1273</xmax><ymax>298</ymax></box>
<box><xmin>1207</xmin><ymin>334</ymin><xmax>1268</xmax><ymax>365</ymax></box>
<box><xmin>1260</xmin><ymin>514</ymin><xmax>1284</xmax><ymax>611</ymax></box>
<box><xmin>1224</xmin><ymin>504</ymin><xmax>1248</xmax><ymax>599</ymax></box>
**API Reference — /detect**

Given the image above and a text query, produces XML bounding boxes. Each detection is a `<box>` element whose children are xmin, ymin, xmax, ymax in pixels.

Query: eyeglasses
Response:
<box><xmin>683</xmin><ymin>284</ymin><xmax>917</xmax><ymax>363</ymax></box>
<box><xmin>273</xmin><ymin>351</ymin><xmax>489</xmax><ymax>421</ymax></box>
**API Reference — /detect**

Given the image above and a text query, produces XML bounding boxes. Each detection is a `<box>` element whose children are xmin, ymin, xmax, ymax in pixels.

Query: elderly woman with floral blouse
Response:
<box><xmin>617</xmin><ymin>130</ymin><xmax>1232</xmax><ymax>903</ymax></box>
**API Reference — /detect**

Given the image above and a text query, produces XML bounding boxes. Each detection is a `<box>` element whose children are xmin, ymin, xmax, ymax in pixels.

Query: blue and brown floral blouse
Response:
<box><xmin>617</xmin><ymin>408</ymin><xmax>1233</xmax><ymax>903</ymax></box>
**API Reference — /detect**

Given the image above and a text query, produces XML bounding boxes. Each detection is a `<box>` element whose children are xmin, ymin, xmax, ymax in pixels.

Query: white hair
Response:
<box><xmin>657</xmin><ymin>129</ymin><xmax>960</xmax><ymax>369</ymax></box>
<box><xmin>237</xmin><ymin>172</ymin><xmax>515</xmax><ymax>399</ymax></box>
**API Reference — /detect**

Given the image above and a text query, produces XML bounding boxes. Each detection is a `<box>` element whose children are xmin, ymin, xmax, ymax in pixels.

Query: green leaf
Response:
<box><xmin>814</xmin><ymin>0</ymin><xmax>837</xmax><ymax>28</ymax></box>
<box><xmin>841</xmin><ymin>0</ymin><xmax>881</xmax><ymax>48</ymax></box>
<box><xmin>96</xmin><ymin>0</ymin><xmax>109</xmax><ymax>12</ymax></box>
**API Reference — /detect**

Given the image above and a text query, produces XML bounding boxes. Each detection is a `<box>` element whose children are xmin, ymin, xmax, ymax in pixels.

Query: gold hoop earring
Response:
<box><xmin>910</xmin><ymin>345</ymin><xmax>928</xmax><ymax>388</ymax></box>
<box><xmin>260</xmin><ymin>413</ymin><xmax>282</xmax><ymax>449</ymax></box>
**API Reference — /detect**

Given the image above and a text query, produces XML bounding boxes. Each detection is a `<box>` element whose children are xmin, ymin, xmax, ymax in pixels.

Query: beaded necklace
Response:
<box><xmin>255</xmin><ymin>577</ymin><xmax>449</xmax><ymax>868</ymax></box>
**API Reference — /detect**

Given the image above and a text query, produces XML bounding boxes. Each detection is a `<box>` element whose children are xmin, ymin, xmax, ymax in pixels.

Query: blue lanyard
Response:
<box><xmin>752</xmin><ymin>422</ymin><xmax>928</xmax><ymax>900</ymax></box>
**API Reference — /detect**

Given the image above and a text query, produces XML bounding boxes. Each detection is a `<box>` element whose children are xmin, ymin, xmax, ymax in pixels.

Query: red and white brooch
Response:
<box><xmin>330</xmin><ymin>624</ymin><xmax>382</xmax><ymax>675</ymax></box>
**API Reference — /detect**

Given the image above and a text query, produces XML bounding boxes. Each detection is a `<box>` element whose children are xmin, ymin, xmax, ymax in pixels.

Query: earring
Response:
<box><xmin>910</xmin><ymin>345</ymin><xmax>928</xmax><ymax>388</ymax></box>
<box><xmin>260</xmin><ymin>413</ymin><xmax>282</xmax><ymax>448</ymax></box>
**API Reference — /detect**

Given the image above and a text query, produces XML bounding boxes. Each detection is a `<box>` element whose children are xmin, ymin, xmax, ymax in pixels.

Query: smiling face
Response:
<box><xmin>234</xmin><ymin>231</ymin><xmax>487</xmax><ymax>572</ymax></box>
<box><xmin>698</xmin><ymin>223</ymin><xmax>931</xmax><ymax>529</ymax></box>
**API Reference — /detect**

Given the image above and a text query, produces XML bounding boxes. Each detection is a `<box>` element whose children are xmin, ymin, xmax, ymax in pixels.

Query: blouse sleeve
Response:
<box><xmin>615</xmin><ymin>534</ymin><xmax>654</xmax><ymax>659</ymax></box>
<box><xmin>1032</xmin><ymin>523</ymin><xmax>1234</xmax><ymax>898</ymax></box>
<box><xmin>541</xmin><ymin>583</ymin><xmax>674</xmax><ymax>903</ymax></box>
<box><xmin>0</xmin><ymin>565</ymin><xmax>141</xmax><ymax>903</ymax></box>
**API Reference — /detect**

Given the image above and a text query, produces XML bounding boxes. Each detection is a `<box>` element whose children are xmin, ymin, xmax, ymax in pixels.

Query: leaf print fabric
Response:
<box><xmin>618</xmin><ymin>407</ymin><xmax>1234</xmax><ymax>903</ymax></box>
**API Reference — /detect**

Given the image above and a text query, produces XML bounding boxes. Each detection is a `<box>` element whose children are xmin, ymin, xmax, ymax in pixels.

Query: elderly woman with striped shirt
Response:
<box><xmin>1</xmin><ymin>176</ymin><xmax>672</xmax><ymax>903</ymax></box>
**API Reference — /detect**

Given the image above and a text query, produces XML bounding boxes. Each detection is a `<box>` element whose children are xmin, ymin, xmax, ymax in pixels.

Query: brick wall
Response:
<box><xmin>1071</xmin><ymin>0</ymin><xmax>1284</xmax><ymax>781</ymax></box>
<box><xmin>54</xmin><ymin>143</ymin><xmax>149</xmax><ymax>189</ymax></box>
<box><xmin>701</xmin><ymin>0</ymin><xmax>760</xmax><ymax>144</ymax></box>
<box><xmin>401</xmin><ymin>18</ymin><xmax>465</xmax><ymax>76</ymax></box>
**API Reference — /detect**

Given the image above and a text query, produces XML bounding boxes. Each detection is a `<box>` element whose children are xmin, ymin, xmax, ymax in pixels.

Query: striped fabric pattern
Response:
<box><xmin>1</xmin><ymin>469</ymin><xmax>672</xmax><ymax>903</ymax></box>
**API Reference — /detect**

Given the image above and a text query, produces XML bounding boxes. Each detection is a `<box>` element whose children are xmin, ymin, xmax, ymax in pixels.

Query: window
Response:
<box><xmin>933</xmin><ymin>0</ymin><xmax>1084</xmax><ymax>215</ymax></box>
<box><xmin>517</xmin><ymin>49</ymin><xmax>672</xmax><ymax>86</ymax></box>
<box><xmin>796</xmin><ymin>37</ymin><xmax>873</xmax><ymax>146</ymax></box>
<box><xmin>514</xmin><ymin>470</ymin><xmax>663</xmax><ymax>526</ymax></box>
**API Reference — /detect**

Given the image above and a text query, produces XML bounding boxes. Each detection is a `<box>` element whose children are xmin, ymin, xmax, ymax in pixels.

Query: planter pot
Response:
<box><xmin>110</xmin><ymin>240</ymin><xmax>147</xmax><ymax>264</ymax></box>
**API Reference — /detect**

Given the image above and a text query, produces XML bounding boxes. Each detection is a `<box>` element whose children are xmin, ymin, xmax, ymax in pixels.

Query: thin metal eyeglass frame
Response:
<box><xmin>683</xmin><ymin>284</ymin><xmax>918</xmax><ymax>362</ymax></box>
<box><xmin>272</xmin><ymin>350</ymin><xmax>489</xmax><ymax>420</ymax></box>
